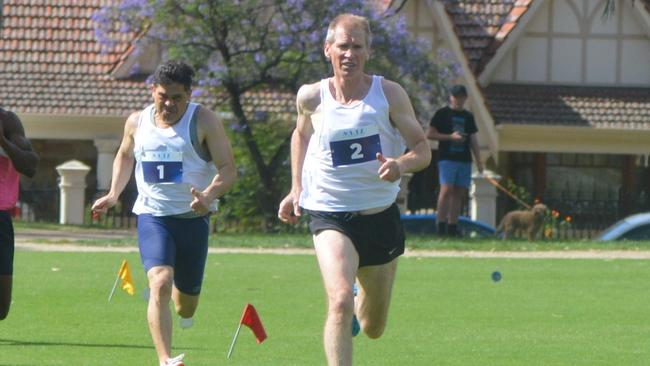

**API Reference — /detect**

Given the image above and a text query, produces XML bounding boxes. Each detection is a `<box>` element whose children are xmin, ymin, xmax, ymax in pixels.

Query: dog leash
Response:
<box><xmin>485</xmin><ymin>176</ymin><xmax>532</xmax><ymax>210</ymax></box>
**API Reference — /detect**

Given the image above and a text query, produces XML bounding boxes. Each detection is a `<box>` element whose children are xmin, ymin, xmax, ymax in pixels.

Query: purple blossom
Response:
<box><xmin>278</xmin><ymin>34</ymin><xmax>294</xmax><ymax>48</ymax></box>
<box><xmin>191</xmin><ymin>89</ymin><xmax>206</xmax><ymax>98</ymax></box>
<box><xmin>254</xmin><ymin>53</ymin><xmax>265</xmax><ymax>64</ymax></box>
<box><xmin>94</xmin><ymin>0</ymin><xmax>448</xmax><ymax>120</ymax></box>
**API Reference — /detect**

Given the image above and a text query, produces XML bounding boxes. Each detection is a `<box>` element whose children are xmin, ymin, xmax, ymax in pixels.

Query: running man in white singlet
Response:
<box><xmin>92</xmin><ymin>61</ymin><xmax>236</xmax><ymax>366</ymax></box>
<box><xmin>278</xmin><ymin>14</ymin><xmax>431</xmax><ymax>366</ymax></box>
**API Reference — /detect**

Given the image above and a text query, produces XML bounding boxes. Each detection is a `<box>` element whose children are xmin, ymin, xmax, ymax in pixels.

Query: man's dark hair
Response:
<box><xmin>151</xmin><ymin>60</ymin><xmax>195</xmax><ymax>90</ymax></box>
<box><xmin>449</xmin><ymin>84</ymin><xmax>467</xmax><ymax>97</ymax></box>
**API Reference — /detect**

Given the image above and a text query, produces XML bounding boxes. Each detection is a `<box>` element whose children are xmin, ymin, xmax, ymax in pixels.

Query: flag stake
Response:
<box><xmin>227</xmin><ymin>323</ymin><xmax>243</xmax><ymax>359</ymax></box>
<box><xmin>107</xmin><ymin>272</ymin><xmax>121</xmax><ymax>302</ymax></box>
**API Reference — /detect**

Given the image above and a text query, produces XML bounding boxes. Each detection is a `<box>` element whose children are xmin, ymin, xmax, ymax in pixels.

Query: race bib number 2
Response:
<box><xmin>142</xmin><ymin>151</ymin><xmax>183</xmax><ymax>184</ymax></box>
<box><xmin>329</xmin><ymin>125</ymin><xmax>382</xmax><ymax>167</ymax></box>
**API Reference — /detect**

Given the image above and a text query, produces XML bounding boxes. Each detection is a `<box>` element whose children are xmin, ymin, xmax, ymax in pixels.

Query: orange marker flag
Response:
<box><xmin>227</xmin><ymin>304</ymin><xmax>267</xmax><ymax>359</ymax></box>
<box><xmin>108</xmin><ymin>260</ymin><xmax>135</xmax><ymax>301</ymax></box>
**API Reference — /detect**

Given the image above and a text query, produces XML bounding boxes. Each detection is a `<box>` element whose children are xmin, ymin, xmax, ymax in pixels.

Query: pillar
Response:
<box><xmin>93</xmin><ymin>138</ymin><xmax>120</xmax><ymax>192</ymax></box>
<box><xmin>470</xmin><ymin>169</ymin><xmax>501</xmax><ymax>228</ymax></box>
<box><xmin>56</xmin><ymin>160</ymin><xmax>91</xmax><ymax>225</ymax></box>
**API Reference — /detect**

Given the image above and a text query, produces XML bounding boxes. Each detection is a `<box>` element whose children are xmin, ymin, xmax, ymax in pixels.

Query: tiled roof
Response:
<box><xmin>442</xmin><ymin>0</ymin><xmax>650</xmax><ymax>76</ymax></box>
<box><xmin>207</xmin><ymin>90</ymin><xmax>296</xmax><ymax>122</ymax></box>
<box><xmin>485</xmin><ymin>84</ymin><xmax>650</xmax><ymax>129</ymax></box>
<box><xmin>0</xmin><ymin>0</ymin><xmax>293</xmax><ymax>119</ymax></box>
<box><xmin>241</xmin><ymin>91</ymin><xmax>295</xmax><ymax>117</ymax></box>
<box><xmin>441</xmin><ymin>0</ymin><xmax>534</xmax><ymax>75</ymax></box>
<box><xmin>0</xmin><ymin>0</ymin><xmax>150</xmax><ymax>116</ymax></box>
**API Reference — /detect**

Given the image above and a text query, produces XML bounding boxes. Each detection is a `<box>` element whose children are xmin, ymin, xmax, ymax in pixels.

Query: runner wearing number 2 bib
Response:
<box><xmin>92</xmin><ymin>60</ymin><xmax>236</xmax><ymax>366</ymax></box>
<box><xmin>277</xmin><ymin>14</ymin><xmax>431</xmax><ymax>366</ymax></box>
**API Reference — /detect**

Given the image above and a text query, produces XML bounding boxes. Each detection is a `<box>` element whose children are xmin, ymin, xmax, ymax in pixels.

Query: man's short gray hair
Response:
<box><xmin>325</xmin><ymin>13</ymin><xmax>372</xmax><ymax>48</ymax></box>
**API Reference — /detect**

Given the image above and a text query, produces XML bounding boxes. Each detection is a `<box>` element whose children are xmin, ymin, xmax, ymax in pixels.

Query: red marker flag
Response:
<box><xmin>240</xmin><ymin>304</ymin><xmax>267</xmax><ymax>343</ymax></box>
<box><xmin>227</xmin><ymin>303</ymin><xmax>267</xmax><ymax>359</ymax></box>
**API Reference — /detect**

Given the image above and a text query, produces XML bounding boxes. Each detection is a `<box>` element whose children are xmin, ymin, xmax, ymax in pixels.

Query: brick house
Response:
<box><xmin>1</xmin><ymin>0</ymin><xmax>649</xmax><ymax>233</ymax></box>
<box><xmin>0</xmin><ymin>0</ymin><xmax>150</xmax><ymax>220</ymax></box>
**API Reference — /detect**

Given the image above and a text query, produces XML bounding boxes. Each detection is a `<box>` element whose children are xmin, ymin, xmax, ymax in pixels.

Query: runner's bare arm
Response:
<box><xmin>380</xmin><ymin>79</ymin><xmax>431</xmax><ymax>181</ymax></box>
<box><xmin>91</xmin><ymin>112</ymin><xmax>138</xmax><ymax>213</ymax></box>
<box><xmin>193</xmin><ymin>107</ymin><xmax>237</xmax><ymax>209</ymax></box>
<box><xmin>278</xmin><ymin>82</ymin><xmax>318</xmax><ymax>223</ymax></box>
<box><xmin>0</xmin><ymin>110</ymin><xmax>38</xmax><ymax>177</ymax></box>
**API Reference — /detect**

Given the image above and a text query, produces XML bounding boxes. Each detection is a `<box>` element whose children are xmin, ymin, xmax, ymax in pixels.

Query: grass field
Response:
<box><xmin>13</xmin><ymin>220</ymin><xmax>650</xmax><ymax>251</ymax></box>
<box><xmin>3</xmin><ymin>250</ymin><xmax>650</xmax><ymax>365</ymax></box>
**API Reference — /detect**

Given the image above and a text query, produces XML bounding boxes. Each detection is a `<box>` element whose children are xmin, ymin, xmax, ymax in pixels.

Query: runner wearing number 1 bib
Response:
<box><xmin>132</xmin><ymin>102</ymin><xmax>218</xmax><ymax>215</ymax></box>
<box><xmin>91</xmin><ymin>61</ymin><xmax>236</xmax><ymax>366</ymax></box>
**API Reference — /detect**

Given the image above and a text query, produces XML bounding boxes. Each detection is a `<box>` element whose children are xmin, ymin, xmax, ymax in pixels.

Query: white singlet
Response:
<box><xmin>300</xmin><ymin>75</ymin><xmax>406</xmax><ymax>212</ymax></box>
<box><xmin>132</xmin><ymin>103</ymin><xmax>218</xmax><ymax>216</ymax></box>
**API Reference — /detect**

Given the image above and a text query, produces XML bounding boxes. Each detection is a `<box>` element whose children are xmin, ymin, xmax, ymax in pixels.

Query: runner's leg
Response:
<box><xmin>314</xmin><ymin>230</ymin><xmax>359</xmax><ymax>366</ymax></box>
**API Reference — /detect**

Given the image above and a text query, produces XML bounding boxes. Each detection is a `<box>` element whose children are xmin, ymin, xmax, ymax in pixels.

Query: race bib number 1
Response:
<box><xmin>329</xmin><ymin>125</ymin><xmax>382</xmax><ymax>167</ymax></box>
<box><xmin>142</xmin><ymin>151</ymin><xmax>183</xmax><ymax>184</ymax></box>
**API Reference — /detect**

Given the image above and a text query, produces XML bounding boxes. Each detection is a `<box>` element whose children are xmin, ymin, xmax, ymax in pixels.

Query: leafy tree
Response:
<box><xmin>94</xmin><ymin>0</ymin><xmax>459</xmax><ymax>230</ymax></box>
<box><xmin>602</xmin><ymin>0</ymin><xmax>636</xmax><ymax>19</ymax></box>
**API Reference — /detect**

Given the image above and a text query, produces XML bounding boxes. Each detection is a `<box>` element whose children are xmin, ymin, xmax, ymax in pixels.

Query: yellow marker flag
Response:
<box><xmin>118</xmin><ymin>260</ymin><xmax>135</xmax><ymax>295</ymax></box>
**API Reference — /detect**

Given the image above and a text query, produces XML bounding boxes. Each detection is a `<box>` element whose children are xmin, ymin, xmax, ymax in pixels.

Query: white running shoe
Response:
<box><xmin>163</xmin><ymin>353</ymin><xmax>185</xmax><ymax>366</ymax></box>
<box><xmin>179</xmin><ymin>317</ymin><xmax>194</xmax><ymax>329</ymax></box>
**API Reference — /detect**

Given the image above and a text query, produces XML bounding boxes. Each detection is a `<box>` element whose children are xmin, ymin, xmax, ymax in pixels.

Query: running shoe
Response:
<box><xmin>163</xmin><ymin>353</ymin><xmax>185</xmax><ymax>366</ymax></box>
<box><xmin>352</xmin><ymin>284</ymin><xmax>360</xmax><ymax>337</ymax></box>
<box><xmin>179</xmin><ymin>317</ymin><xmax>194</xmax><ymax>329</ymax></box>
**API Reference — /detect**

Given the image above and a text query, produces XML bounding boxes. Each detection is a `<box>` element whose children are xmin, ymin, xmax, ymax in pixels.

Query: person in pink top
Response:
<box><xmin>0</xmin><ymin>107</ymin><xmax>38</xmax><ymax>320</ymax></box>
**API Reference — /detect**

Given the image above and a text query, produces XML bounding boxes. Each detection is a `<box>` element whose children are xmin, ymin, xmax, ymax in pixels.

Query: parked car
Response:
<box><xmin>597</xmin><ymin>212</ymin><xmax>650</xmax><ymax>241</ymax></box>
<box><xmin>400</xmin><ymin>213</ymin><xmax>496</xmax><ymax>238</ymax></box>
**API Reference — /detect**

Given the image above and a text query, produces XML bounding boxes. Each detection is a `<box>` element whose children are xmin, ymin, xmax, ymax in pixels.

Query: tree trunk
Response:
<box><xmin>228</xmin><ymin>90</ymin><xmax>292</xmax><ymax>230</ymax></box>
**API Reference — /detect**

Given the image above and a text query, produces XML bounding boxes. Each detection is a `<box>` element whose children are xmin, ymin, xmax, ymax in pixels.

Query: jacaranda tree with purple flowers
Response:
<box><xmin>94</xmin><ymin>0</ymin><xmax>459</xmax><ymax>230</ymax></box>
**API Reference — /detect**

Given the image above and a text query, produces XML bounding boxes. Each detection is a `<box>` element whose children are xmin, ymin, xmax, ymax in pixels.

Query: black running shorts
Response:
<box><xmin>0</xmin><ymin>211</ymin><xmax>15</xmax><ymax>276</ymax></box>
<box><xmin>305</xmin><ymin>203</ymin><xmax>405</xmax><ymax>267</ymax></box>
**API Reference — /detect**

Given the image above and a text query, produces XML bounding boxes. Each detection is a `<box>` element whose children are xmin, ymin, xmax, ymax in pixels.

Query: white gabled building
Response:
<box><xmin>396</xmin><ymin>0</ymin><xmax>650</xmax><ymax>232</ymax></box>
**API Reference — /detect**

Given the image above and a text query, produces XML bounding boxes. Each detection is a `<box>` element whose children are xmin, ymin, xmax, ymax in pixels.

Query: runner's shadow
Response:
<box><xmin>0</xmin><ymin>338</ymin><xmax>201</xmax><ymax>350</ymax></box>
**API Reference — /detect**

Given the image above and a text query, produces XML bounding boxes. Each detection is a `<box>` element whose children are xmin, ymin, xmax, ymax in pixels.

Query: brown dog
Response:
<box><xmin>497</xmin><ymin>203</ymin><xmax>548</xmax><ymax>241</ymax></box>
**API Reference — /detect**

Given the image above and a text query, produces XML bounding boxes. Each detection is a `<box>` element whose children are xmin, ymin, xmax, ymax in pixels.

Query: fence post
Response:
<box><xmin>470</xmin><ymin>170</ymin><xmax>501</xmax><ymax>228</ymax></box>
<box><xmin>56</xmin><ymin>160</ymin><xmax>91</xmax><ymax>225</ymax></box>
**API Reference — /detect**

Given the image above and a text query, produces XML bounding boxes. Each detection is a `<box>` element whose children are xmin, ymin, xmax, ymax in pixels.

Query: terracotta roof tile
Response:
<box><xmin>441</xmin><ymin>0</ymin><xmax>535</xmax><ymax>75</ymax></box>
<box><xmin>0</xmin><ymin>0</ymin><xmax>149</xmax><ymax>116</ymax></box>
<box><xmin>0</xmin><ymin>0</ymin><xmax>296</xmax><ymax>119</ymax></box>
<box><xmin>204</xmin><ymin>90</ymin><xmax>295</xmax><ymax>119</ymax></box>
<box><xmin>485</xmin><ymin>84</ymin><xmax>650</xmax><ymax>130</ymax></box>
<box><xmin>443</xmin><ymin>0</ymin><xmax>650</xmax><ymax>75</ymax></box>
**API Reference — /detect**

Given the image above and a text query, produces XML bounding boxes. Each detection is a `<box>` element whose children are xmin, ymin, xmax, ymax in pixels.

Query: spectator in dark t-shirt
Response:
<box><xmin>426</xmin><ymin>85</ymin><xmax>483</xmax><ymax>237</ymax></box>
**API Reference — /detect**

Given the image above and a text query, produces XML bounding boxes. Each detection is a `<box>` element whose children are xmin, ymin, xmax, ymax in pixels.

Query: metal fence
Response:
<box><xmin>15</xmin><ymin>188</ymin><xmax>59</xmax><ymax>222</ymax></box>
<box><xmin>497</xmin><ymin>192</ymin><xmax>649</xmax><ymax>240</ymax></box>
<box><xmin>16</xmin><ymin>186</ymin><xmax>647</xmax><ymax>238</ymax></box>
<box><xmin>16</xmin><ymin>188</ymin><xmax>138</xmax><ymax>228</ymax></box>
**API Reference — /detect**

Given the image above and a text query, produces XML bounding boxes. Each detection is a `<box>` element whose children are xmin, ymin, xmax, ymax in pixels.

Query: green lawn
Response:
<box><xmin>3</xmin><ymin>251</ymin><xmax>650</xmax><ymax>365</ymax></box>
<box><xmin>12</xmin><ymin>220</ymin><xmax>650</xmax><ymax>251</ymax></box>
